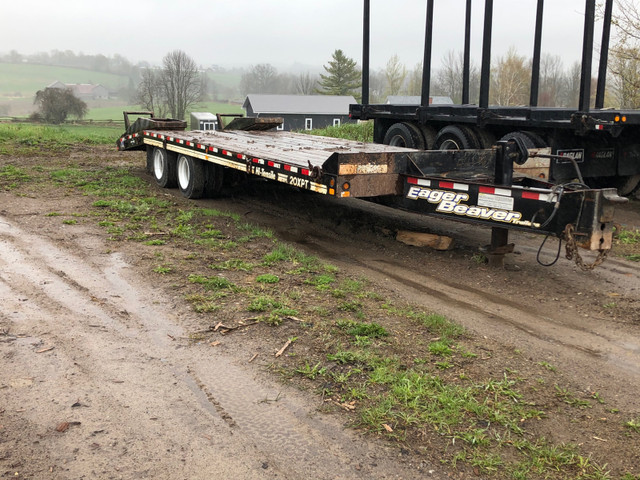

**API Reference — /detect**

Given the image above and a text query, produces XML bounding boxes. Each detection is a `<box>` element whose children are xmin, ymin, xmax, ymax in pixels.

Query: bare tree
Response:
<box><xmin>609</xmin><ymin>46</ymin><xmax>640</xmax><ymax>108</ymax></box>
<box><xmin>607</xmin><ymin>0</ymin><xmax>640</xmax><ymax>107</ymax></box>
<box><xmin>490</xmin><ymin>47</ymin><xmax>530</xmax><ymax>106</ymax></box>
<box><xmin>240</xmin><ymin>64</ymin><xmax>279</xmax><ymax>95</ymax></box>
<box><xmin>432</xmin><ymin>51</ymin><xmax>479</xmax><ymax>104</ymax></box>
<box><xmin>538</xmin><ymin>54</ymin><xmax>565</xmax><ymax>107</ymax></box>
<box><xmin>384</xmin><ymin>54</ymin><xmax>407</xmax><ymax>96</ymax></box>
<box><xmin>295</xmin><ymin>72</ymin><xmax>318</xmax><ymax>95</ymax></box>
<box><xmin>135</xmin><ymin>68</ymin><xmax>168</xmax><ymax>118</ymax></box>
<box><xmin>160</xmin><ymin>50</ymin><xmax>203</xmax><ymax>120</ymax></box>
<box><xmin>364</xmin><ymin>69</ymin><xmax>387</xmax><ymax>103</ymax></box>
<box><xmin>562</xmin><ymin>61</ymin><xmax>582</xmax><ymax>108</ymax></box>
<box><xmin>406</xmin><ymin>63</ymin><xmax>423</xmax><ymax>96</ymax></box>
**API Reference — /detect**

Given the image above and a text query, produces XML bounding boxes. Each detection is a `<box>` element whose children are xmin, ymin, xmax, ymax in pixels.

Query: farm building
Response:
<box><xmin>47</xmin><ymin>81</ymin><xmax>109</xmax><ymax>100</ymax></box>
<box><xmin>190</xmin><ymin>112</ymin><xmax>218</xmax><ymax>131</ymax></box>
<box><xmin>242</xmin><ymin>94</ymin><xmax>356</xmax><ymax>131</ymax></box>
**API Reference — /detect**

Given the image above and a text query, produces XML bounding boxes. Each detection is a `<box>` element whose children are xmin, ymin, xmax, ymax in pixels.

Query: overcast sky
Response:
<box><xmin>1</xmin><ymin>0</ymin><xmax>603</xmax><ymax>72</ymax></box>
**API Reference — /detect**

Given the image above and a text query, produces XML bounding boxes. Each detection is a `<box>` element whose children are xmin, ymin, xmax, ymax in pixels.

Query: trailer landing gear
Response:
<box><xmin>485</xmin><ymin>227</ymin><xmax>515</xmax><ymax>268</ymax></box>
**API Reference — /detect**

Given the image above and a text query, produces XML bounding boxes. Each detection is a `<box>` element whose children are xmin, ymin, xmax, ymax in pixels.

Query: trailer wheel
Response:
<box><xmin>383</xmin><ymin>122</ymin><xmax>426</xmax><ymax>149</ymax></box>
<box><xmin>499</xmin><ymin>131</ymin><xmax>547</xmax><ymax>148</ymax></box>
<box><xmin>616</xmin><ymin>174</ymin><xmax>640</xmax><ymax>196</ymax></box>
<box><xmin>145</xmin><ymin>147</ymin><xmax>154</xmax><ymax>173</ymax></box>
<box><xmin>434</xmin><ymin>125</ymin><xmax>480</xmax><ymax>150</ymax></box>
<box><xmin>418</xmin><ymin>125</ymin><xmax>437</xmax><ymax>150</ymax></box>
<box><xmin>153</xmin><ymin>148</ymin><xmax>177</xmax><ymax>188</ymax></box>
<box><xmin>204</xmin><ymin>163</ymin><xmax>224</xmax><ymax>197</ymax></box>
<box><xmin>177</xmin><ymin>154</ymin><xmax>205</xmax><ymax>199</ymax></box>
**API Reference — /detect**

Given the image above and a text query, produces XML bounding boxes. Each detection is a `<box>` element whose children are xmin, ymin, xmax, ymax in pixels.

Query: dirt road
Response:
<box><xmin>0</xmin><ymin>203</ymin><xmax>441</xmax><ymax>479</ymax></box>
<box><xmin>2</xmin><ymin>146</ymin><xmax>640</xmax><ymax>478</ymax></box>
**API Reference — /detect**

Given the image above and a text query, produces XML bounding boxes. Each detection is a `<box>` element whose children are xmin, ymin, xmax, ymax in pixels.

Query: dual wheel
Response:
<box><xmin>383</xmin><ymin>122</ymin><xmax>495</xmax><ymax>150</ymax></box>
<box><xmin>150</xmin><ymin>147</ymin><xmax>224</xmax><ymax>199</ymax></box>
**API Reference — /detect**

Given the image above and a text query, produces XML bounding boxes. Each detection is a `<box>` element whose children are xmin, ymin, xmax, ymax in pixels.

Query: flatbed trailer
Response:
<box><xmin>351</xmin><ymin>0</ymin><xmax>640</xmax><ymax>195</ymax></box>
<box><xmin>117</xmin><ymin>113</ymin><xmax>625</xmax><ymax>269</ymax></box>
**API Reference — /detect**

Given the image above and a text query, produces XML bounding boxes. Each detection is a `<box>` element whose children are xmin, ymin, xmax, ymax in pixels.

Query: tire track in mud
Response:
<box><xmin>228</xmin><ymin>190</ymin><xmax>640</xmax><ymax>380</ymax></box>
<box><xmin>0</xmin><ymin>214</ymin><xmax>437</xmax><ymax>479</ymax></box>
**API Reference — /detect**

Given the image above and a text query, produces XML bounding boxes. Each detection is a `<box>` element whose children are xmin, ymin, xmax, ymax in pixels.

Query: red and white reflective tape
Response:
<box><xmin>407</xmin><ymin>176</ymin><xmax>555</xmax><ymax>202</ymax></box>
<box><xmin>479</xmin><ymin>186</ymin><xmax>510</xmax><ymax>196</ymax></box>
<box><xmin>407</xmin><ymin>177</ymin><xmax>431</xmax><ymax>187</ymax></box>
<box><xmin>439</xmin><ymin>181</ymin><xmax>470</xmax><ymax>191</ymax></box>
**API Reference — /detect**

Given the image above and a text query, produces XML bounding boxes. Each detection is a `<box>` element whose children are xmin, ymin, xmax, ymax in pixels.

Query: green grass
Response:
<box><xmin>86</xmin><ymin>101</ymin><xmax>243</xmax><ymax>122</ymax></box>
<box><xmin>617</xmin><ymin>228</ymin><xmax>640</xmax><ymax>245</ymax></box>
<box><xmin>306</xmin><ymin>121</ymin><xmax>374</xmax><ymax>143</ymax></box>
<box><xmin>0</xmin><ymin>123</ymin><xmax>121</xmax><ymax>152</ymax></box>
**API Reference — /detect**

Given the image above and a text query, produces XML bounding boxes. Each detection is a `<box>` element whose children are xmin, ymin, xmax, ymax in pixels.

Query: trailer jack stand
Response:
<box><xmin>485</xmin><ymin>227</ymin><xmax>515</xmax><ymax>268</ymax></box>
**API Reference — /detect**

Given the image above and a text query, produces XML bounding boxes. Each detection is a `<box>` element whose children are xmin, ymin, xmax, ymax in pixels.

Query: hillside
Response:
<box><xmin>0</xmin><ymin>62</ymin><xmax>132</xmax><ymax>116</ymax></box>
<box><xmin>0</xmin><ymin>62</ymin><xmax>131</xmax><ymax>97</ymax></box>
<box><xmin>0</xmin><ymin>63</ymin><xmax>245</xmax><ymax>119</ymax></box>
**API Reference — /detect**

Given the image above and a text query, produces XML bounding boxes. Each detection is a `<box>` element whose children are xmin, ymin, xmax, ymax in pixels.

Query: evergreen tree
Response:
<box><xmin>317</xmin><ymin>49</ymin><xmax>361</xmax><ymax>97</ymax></box>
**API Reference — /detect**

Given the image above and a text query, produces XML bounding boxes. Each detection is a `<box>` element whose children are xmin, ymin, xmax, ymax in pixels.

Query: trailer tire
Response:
<box><xmin>383</xmin><ymin>122</ymin><xmax>426</xmax><ymax>149</ymax></box>
<box><xmin>499</xmin><ymin>131</ymin><xmax>546</xmax><ymax>149</ymax></box>
<box><xmin>153</xmin><ymin>148</ymin><xmax>177</xmax><ymax>188</ymax></box>
<box><xmin>616</xmin><ymin>174</ymin><xmax>640</xmax><ymax>196</ymax></box>
<box><xmin>475</xmin><ymin>128</ymin><xmax>497</xmax><ymax>148</ymax></box>
<box><xmin>145</xmin><ymin>147</ymin><xmax>154</xmax><ymax>173</ymax></box>
<box><xmin>418</xmin><ymin>125</ymin><xmax>437</xmax><ymax>150</ymax></box>
<box><xmin>204</xmin><ymin>163</ymin><xmax>224</xmax><ymax>197</ymax></box>
<box><xmin>177</xmin><ymin>154</ymin><xmax>205</xmax><ymax>199</ymax></box>
<box><xmin>434</xmin><ymin>125</ymin><xmax>480</xmax><ymax>150</ymax></box>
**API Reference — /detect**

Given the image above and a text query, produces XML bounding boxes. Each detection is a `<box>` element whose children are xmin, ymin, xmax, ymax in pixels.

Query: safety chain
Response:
<box><xmin>563</xmin><ymin>224</ymin><xmax>609</xmax><ymax>271</ymax></box>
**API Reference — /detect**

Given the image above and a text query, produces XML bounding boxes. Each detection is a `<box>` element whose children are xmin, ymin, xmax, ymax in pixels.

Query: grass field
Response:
<box><xmin>85</xmin><ymin>102</ymin><xmax>243</xmax><ymax>122</ymax></box>
<box><xmin>0</xmin><ymin>62</ymin><xmax>130</xmax><ymax>98</ymax></box>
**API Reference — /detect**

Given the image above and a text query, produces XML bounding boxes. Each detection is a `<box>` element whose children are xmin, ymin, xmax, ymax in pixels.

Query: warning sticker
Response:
<box><xmin>478</xmin><ymin>192</ymin><xmax>515</xmax><ymax>211</ymax></box>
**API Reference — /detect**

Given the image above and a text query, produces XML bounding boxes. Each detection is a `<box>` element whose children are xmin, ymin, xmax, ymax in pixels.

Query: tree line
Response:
<box><xmin>25</xmin><ymin>1</ymin><xmax>640</xmax><ymax>123</ymax></box>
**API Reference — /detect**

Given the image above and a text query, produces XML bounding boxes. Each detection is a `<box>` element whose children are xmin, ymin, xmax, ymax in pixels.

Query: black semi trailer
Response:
<box><xmin>350</xmin><ymin>0</ymin><xmax>640</xmax><ymax>196</ymax></box>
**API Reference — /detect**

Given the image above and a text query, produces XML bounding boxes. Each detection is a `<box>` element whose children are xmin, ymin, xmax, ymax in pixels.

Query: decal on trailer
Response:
<box><xmin>406</xmin><ymin>186</ymin><xmax>525</xmax><ymax>225</ymax></box>
<box><xmin>556</xmin><ymin>149</ymin><xmax>585</xmax><ymax>164</ymax></box>
<box><xmin>249</xmin><ymin>165</ymin><xmax>327</xmax><ymax>194</ymax></box>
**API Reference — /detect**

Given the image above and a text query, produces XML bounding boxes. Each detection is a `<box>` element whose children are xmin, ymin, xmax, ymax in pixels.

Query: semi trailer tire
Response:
<box><xmin>418</xmin><ymin>125</ymin><xmax>437</xmax><ymax>150</ymax></box>
<box><xmin>499</xmin><ymin>131</ymin><xmax>547</xmax><ymax>148</ymax></box>
<box><xmin>434</xmin><ymin>125</ymin><xmax>481</xmax><ymax>150</ymax></box>
<box><xmin>383</xmin><ymin>122</ymin><xmax>426</xmax><ymax>149</ymax></box>
<box><xmin>616</xmin><ymin>174</ymin><xmax>640</xmax><ymax>196</ymax></box>
<box><xmin>177</xmin><ymin>154</ymin><xmax>205</xmax><ymax>199</ymax></box>
<box><xmin>204</xmin><ymin>162</ymin><xmax>225</xmax><ymax>197</ymax></box>
<box><xmin>145</xmin><ymin>147</ymin><xmax>154</xmax><ymax>173</ymax></box>
<box><xmin>153</xmin><ymin>148</ymin><xmax>177</xmax><ymax>188</ymax></box>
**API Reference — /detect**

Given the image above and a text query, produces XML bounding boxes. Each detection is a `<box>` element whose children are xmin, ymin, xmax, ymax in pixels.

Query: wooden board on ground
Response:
<box><xmin>396</xmin><ymin>231</ymin><xmax>454</xmax><ymax>250</ymax></box>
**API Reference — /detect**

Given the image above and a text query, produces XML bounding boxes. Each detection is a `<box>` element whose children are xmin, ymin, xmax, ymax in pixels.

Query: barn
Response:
<box><xmin>242</xmin><ymin>94</ymin><xmax>357</xmax><ymax>131</ymax></box>
<box><xmin>47</xmin><ymin>81</ymin><xmax>109</xmax><ymax>100</ymax></box>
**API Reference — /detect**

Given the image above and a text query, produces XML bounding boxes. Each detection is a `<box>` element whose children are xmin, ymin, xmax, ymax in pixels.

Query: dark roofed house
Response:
<box><xmin>48</xmin><ymin>81</ymin><xmax>109</xmax><ymax>100</ymax></box>
<box><xmin>242</xmin><ymin>94</ymin><xmax>357</xmax><ymax>132</ymax></box>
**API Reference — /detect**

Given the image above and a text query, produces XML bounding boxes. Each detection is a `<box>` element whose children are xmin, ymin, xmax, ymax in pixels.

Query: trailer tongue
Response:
<box><xmin>117</xmin><ymin>113</ymin><xmax>626</xmax><ymax>269</ymax></box>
